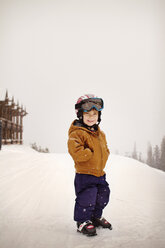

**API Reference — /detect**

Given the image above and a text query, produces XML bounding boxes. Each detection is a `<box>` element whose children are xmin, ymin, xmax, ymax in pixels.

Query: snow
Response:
<box><xmin>0</xmin><ymin>145</ymin><xmax>165</xmax><ymax>248</ymax></box>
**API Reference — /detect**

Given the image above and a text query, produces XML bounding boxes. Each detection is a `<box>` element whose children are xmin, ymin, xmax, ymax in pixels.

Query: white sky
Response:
<box><xmin>0</xmin><ymin>0</ymin><xmax>165</xmax><ymax>158</ymax></box>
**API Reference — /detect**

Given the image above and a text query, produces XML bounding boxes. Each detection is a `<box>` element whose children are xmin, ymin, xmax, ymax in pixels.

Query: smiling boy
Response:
<box><xmin>67</xmin><ymin>94</ymin><xmax>112</xmax><ymax>236</ymax></box>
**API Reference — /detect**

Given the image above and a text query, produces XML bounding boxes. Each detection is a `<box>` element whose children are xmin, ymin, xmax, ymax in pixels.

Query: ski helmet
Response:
<box><xmin>75</xmin><ymin>94</ymin><xmax>104</xmax><ymax>124</ymax></box>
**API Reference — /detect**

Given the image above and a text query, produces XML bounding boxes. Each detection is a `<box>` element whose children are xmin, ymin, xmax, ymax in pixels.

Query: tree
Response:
<box><xmin>138</xmin><ymin>152</ymin><xmax>143</xmax><ymax>162</ymax></box>
<box><xmin>31</xmin><ymin>142</ymin><xmax>50</xmax><ymax>153</ymax></box>
<box><xmin>146</xmin><ymin>142</ymin><xmax>154</xmax><ymax>167</ymax></box>
<box><xmin>132</xmin><ymin>142</ymin><xmax>137</xmax><ymax>160</ymax></box>
<box><xmin>45</xmin><ymin>148</ymin><xmax>49</xmax><ymax>153</ymax></box>
<box><xmin>160</xmin><ymin>136</ymin><xmax>165</xmax><ymax>171</ymax></box>
<box><xmin>153</xmin><ymin>145</ymin><xmax>161</xmax><ymax>169</ymax></box>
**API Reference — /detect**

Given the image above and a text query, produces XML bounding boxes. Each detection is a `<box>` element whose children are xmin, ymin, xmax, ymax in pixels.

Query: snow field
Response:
<box><xmin>0</xmin><ymin>145</ymin><xmax>165</xmax><ymax>248</ymax></box>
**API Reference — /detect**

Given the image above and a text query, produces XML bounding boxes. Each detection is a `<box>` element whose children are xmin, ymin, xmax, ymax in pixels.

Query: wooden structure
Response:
<box><xmin>0</xmin><ymin>90</ymin><xmax>28</xmax><ymax>148</ymax></box>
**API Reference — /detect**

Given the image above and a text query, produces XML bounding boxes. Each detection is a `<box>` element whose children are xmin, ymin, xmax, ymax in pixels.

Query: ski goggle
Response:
<box><xmin>76</xmin><ymin>98</ymin><xmax>104</xmax><ymax>112</ymax></box>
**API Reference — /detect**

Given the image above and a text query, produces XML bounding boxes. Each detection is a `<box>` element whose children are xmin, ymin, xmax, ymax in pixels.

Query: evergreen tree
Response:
<box><xmin>153</xmin><ymin>145</ymin><xmax>161</xmax><ymax>169</ymax></box>
<box><xmin>132</xmin><ymin>142</ymin><xmax>137</xmax><ymax>160</ymax></box>
<box><xmin>138</xmin><ymin>152</ymin><xmax>143</xmax><ymax>162</ymax></box>
<box><xmin>146</xmin><ymin>142</ymin><xmax>154</xmax><ymax>167</ymax></box>
<box><xmin>160</xmin><ymin>136</ymin><xmax>165</xmax><ymax>171</ymax></box>
<box><xmin>38</xmin><ymin>146</ymin><xmax>42</xmax><ymax>152</ymax></box>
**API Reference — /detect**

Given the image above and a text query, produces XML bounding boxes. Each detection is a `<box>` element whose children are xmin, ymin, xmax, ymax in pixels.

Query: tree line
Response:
<box><xmin>130</xmin><ymin>136</ymin><xmax>165</xmax><ymax>172</ymax></box>
<box><xmin>31</xmin><ymin>142</ymin><xmax>49</xmax><ymax>153</ymax></box>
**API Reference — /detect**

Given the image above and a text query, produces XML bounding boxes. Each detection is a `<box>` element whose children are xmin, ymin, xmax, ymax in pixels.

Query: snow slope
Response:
<box><xmin>0</xmin><ymin>145</ymin><xmax>165</xmax><ymax>248</ymax></box>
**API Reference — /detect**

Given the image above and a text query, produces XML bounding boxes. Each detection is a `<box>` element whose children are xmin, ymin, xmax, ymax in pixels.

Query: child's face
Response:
<box><xmin>83</xmin><ymin>109</ymin><xmax>99</xmax><ymax>126</ymax></box>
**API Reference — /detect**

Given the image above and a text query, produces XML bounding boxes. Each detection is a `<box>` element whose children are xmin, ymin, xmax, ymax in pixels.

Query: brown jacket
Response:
<box><xmin>67</xmin><ymin>120</ymin><xmax>110</xmax><ymax>177</ymax></box>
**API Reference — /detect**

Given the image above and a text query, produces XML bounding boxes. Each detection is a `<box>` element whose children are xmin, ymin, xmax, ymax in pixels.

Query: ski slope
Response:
<box><xmin>0</xmin><ymin>145</ymin><xmax>165</xmax><ymax>248</ymax></box>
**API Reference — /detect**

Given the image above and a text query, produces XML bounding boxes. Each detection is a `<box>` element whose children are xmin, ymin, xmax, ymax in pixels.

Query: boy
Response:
<box><xmin>67</xmin><ymin>94</ymin><xmax>112</xmax><ymax>236</ymax></box>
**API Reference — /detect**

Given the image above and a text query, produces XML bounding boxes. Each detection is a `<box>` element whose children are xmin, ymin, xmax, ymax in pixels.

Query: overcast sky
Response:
<box><xmin>0</xmin><ymin>0</ymin><xmax>165</xmax><ymax>158</ymax></box>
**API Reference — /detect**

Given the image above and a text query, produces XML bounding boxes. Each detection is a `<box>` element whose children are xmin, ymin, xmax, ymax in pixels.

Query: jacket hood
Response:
<box><xmin>68</xmin><ymin>119</ymin><xmax>100</xmax><ymax>136</ymax></box>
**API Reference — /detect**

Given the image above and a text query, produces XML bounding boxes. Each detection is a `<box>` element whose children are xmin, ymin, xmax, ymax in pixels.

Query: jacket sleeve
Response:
<box><xmin>101</xmin><ymin>131</ymin><xmax>110</xmax><ymax>156</ymax></box>
<box><xmin>68</xmin><ymin>131</ymin><xmax>93</xmax><ymax>163</ymax></box>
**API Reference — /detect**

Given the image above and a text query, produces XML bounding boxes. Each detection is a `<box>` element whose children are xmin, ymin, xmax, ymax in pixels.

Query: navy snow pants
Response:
<box><xmin>74</xmin><ymin>173</ymin><xmax>110</xmax><ymax>222</ymax></box>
